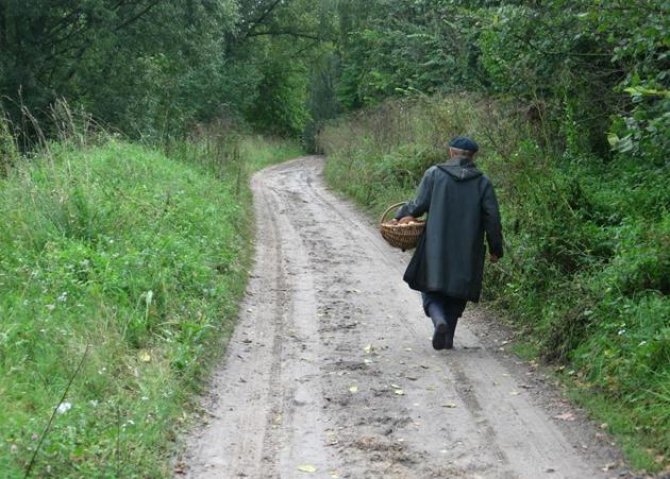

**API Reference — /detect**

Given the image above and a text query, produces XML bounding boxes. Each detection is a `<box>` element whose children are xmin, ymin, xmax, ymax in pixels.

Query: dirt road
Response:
<box><xmin>181</xmin><ymin>157</ymin><xmax>627</xmax><ymax>479</ymax></box>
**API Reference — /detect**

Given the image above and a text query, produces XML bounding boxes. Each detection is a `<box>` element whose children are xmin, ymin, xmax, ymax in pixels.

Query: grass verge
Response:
<box><xmin>0</xmin><ymin>134</ymin><xmax>300</xmax><ymax>478</ymax></box>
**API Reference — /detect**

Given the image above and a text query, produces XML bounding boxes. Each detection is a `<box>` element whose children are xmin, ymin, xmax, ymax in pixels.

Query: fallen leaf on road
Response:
<box><xmin>298</xmin><ymin>464</ymin><xmax>317</xmax><ymax>473</ymax></box>
<box><xmin>394</xmin><ymin>389</ymin><xmax>404</xmax><ymax>396</ymax></box>
<box><xmin>349</xmin><ymin>385</ymin><xmax>359</xmax><ymax>393</ymax></box>
<box><xmin>509</xmin><ymin>391</ymin><xmax>520</xmax><ymax>396</ymax></box>
<box><xmin>364</xmin><ymin>344</ymin><xmax>373</xmax><ymax>354</ymax></box>
<box><xmin>442</xmin><ymin>403</ymin><xmax>457</xmax><ymax>408</ymax></box>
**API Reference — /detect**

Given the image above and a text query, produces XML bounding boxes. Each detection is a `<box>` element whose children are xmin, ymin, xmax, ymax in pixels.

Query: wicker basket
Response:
<box><xmin>379</xmin><ymin>202</ymin><xmax>425</xmax><ymax>251</ymax></box>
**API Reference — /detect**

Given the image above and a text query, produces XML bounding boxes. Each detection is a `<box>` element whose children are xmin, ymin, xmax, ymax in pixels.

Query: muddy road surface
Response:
<box><xmin>180</xmin><ymin>157</ymin><xmax>627</xmax><ymax>479</ymax></box>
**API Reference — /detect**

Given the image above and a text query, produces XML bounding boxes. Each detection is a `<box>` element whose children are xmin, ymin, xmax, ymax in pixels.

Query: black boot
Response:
<box><xmin>444</xmin><ymin>317</ymin><xmax>458</xmax><ymax>350</ymax></box>
<box><xmin>432</xmin><ymin>316</ymin><xmax>448</xmax><ymax>350</ymax></box>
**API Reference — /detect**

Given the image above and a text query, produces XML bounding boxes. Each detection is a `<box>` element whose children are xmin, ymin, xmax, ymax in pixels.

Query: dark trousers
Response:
<box><xmin>422</xmin><ymin>292</ymin><xmax>467</xmax><ymax>329</ymax></box>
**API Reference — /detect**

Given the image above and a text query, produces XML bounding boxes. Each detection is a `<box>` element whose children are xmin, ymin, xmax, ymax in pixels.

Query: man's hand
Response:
<box><xmin>489</xmin><ymin>254</ymin><xmax>499</xmax><ymax>263</ymax></box>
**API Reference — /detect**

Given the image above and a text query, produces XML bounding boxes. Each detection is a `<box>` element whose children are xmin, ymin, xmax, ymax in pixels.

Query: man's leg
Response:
<box><xmin>443</xmin><ymin>298</ymin><xmax>467</xmax><ymax>349</ymax></box>
<box><xmin>422</xmin><ymin>293</ymin><xmax>448</xmax><ymax>350</ymax></box>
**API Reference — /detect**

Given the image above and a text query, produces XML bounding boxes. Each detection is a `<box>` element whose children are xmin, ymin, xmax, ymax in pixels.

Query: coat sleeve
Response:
<box><xmin>394</xmin><ymin>168</ymin><xmax>434</xmax><ymax>219</ymax></box>
<box><xmin>482</xmin><ymin>179</ymin><xmax>504</xmax><ymax>258</ymax></box>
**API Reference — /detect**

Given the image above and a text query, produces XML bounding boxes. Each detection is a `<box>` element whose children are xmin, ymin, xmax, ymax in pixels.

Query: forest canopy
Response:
<box><xmin>1</xmin><ymin>0</ymin><xmax>668</xmax><ymax>160</ymax></box>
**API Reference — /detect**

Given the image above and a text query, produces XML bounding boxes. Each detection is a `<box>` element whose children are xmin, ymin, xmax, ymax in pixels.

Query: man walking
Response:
<box><xmin>394</xmin><ymin>136</ymin><xmax>503</xmax><ymax>350</ymax></box>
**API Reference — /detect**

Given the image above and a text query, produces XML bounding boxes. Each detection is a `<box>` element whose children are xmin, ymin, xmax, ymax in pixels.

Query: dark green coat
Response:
<box><xmin>395</xmin><ymin>157</ymin><xmax>503</xmax><ymax>302</ymax></box>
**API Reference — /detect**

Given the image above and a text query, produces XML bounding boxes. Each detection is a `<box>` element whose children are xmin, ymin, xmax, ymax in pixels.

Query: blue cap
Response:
<box><xmin>448</xmin><ymin>136</ymin><xmax>479</xmax><ymax>152</ymax></box>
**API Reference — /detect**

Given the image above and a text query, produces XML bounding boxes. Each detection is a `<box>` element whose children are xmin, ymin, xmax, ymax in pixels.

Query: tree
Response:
<box><xmin>0</xmin><ymin>0</ymin><xmax>238</xmax><ymax>139</ymax></box>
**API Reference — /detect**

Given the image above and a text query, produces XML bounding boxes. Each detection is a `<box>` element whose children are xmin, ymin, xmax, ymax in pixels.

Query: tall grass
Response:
<box><xmin>318</xmin><ymin>94</ymin><xmax>670</xmax><ymax>472</ymax></box>
<box><xmin>164</xmin><ymin>121</ymin><xmax>302</xmax><ymax>192</ymax></box>
<box><xmin>317</xmin><ymin>94</ymin><xmax>524</xmax><ymax>213</ymax></box>
<box><xmin>0</xmin><ymin>110</ymin><xmax>301</xmax><ymax>477</ymax></box>
<box><xmin>0</xmin><ymin>112</ymin><xmax>20</xmax><ymax>176</ymax></box>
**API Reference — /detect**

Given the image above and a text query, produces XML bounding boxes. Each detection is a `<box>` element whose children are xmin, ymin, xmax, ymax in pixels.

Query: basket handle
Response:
<box><xmin>380</xmin><ymin>202</ymin><xmax>407</xmax><ymax>224</ymax></box>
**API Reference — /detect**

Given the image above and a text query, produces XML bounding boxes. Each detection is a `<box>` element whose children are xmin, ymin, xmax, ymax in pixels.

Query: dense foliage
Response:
<box><xmin>330</xmin><ymin>0</ymin><xmax>669</xmax><ymax>161</ymax></box>
<box><xmin>1</xmin><ymin>0</ymin><xmax>667</xmax><ymax>153</ymax></box>
<box><xmin>0</xmin><ymin>0</ymin><xmax>331</xmax><ymax>142</ymax></box>
<box><xmin>1</xmin><ymin>1</ymin><xmax>234</xmax><ymax>139</ymax></box>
